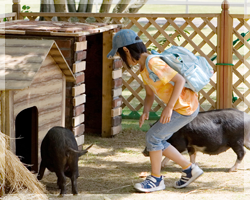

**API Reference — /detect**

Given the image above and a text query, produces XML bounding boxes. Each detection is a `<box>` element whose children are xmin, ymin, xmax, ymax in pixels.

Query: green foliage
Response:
<box><xmin>147</xmin><ymin>29</ymin><xmax>190</xmax><ymax>52</ymax></box>
<box><xmin>21</xmin><ymin>5</ymin><xmax>31</xmax><ymax>13</ymax></box>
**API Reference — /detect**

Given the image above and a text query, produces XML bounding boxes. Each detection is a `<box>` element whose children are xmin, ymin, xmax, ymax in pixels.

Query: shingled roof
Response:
<box><xmin>0</xmin><ymin>38</ymin><xmax>75</xmax><ymax>90</ymax></box>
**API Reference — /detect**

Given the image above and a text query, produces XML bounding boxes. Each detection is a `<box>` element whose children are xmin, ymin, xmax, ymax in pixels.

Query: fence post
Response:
<box><xmin>217</xmin><ymin>0</ymin><xmax>233</xmax><ymax>109</ymax></box>
<box><xmin>12</xmin><ymin>0</ymin><xmax>21</xmax><ymax>20</ymax></box>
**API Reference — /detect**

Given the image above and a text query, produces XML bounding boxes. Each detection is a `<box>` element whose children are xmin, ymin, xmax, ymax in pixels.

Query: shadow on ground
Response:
<box><xmin>40</xmin><ymin>128</ymin><xmax>248</xmax><ymax>198</ymax></box>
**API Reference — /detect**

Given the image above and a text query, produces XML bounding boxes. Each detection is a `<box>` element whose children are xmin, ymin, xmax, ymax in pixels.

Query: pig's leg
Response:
<box><xmin>229</xmin><ymin>145</ymin><xmax>246</xmax><ymax>172</ymax></box>
<box><xmin>56</xmin><ymin>171</ymin><xmax>67</xmax><ymax>196</ymax></box>
<box><xmin>190</xmin><ymin>152</ymin><xmax>197</xmax><ymax>164</ymax></box>
<box><xmin>187</xmin><ymin>147</ymin><xmax>196</xmax><ymax>163</ymax></box>
<box><xmin>37</xmin><ymin>160</ymin><xmax>46</xmax><ymax>180</ymax></box>
<box><xmin>68</xmin><ymin>159</ymin><xmax>78</xmax><ymax>195</ymax></box>
<box><xmin>161</xmin><ymin>157</ymin><xmax>170</xmax><ymax>167</ymax></box>
<box><xmin>70</xmin><ymin>173</ymin><xmax>78</xmax><ymax>195</ymax></box>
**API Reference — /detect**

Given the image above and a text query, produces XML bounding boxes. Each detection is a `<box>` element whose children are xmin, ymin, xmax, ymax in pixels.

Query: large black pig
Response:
<box><xmin>143</xmin><ymin>109</ymin><xmax>250</xmax><ymax>172</ymax></box>
<box><xmin>37</xmin><ymin>126</ymin><xmax>92</xmax><ymax>196</ymax></box>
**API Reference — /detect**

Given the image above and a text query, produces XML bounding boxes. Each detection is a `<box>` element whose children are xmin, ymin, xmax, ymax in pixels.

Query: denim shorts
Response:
<box><xmin>146</xmin><ymin>106</ymin><xmax>199</xmax><ymax>152</ymax></box>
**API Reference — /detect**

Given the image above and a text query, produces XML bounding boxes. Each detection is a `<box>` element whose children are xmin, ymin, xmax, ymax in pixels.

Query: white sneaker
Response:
<box><xmin>174</xmin><ymin>164</ymin><xmax>203</xmax><ymax>189</ymax></box>
<box><xmin>134</xmin><ymin>175</ymin><xmax>165</xmax><ymax>193</ymax></box>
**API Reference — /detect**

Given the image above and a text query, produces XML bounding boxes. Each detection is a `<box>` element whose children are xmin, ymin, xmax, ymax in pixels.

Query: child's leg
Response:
<box><xmin>162</xmin><ymin>145</ymin><xmax>191</xmax><ymax>169</ymax></box>
<box><xmin>149</xmin><ymin>150</ymin><xmax>163</xmax><ymax>176</ymax></box>
<box><xmin>149</xmin><ymin>145</ymin><xmax>191</xmax><ymax>179</ymax></box>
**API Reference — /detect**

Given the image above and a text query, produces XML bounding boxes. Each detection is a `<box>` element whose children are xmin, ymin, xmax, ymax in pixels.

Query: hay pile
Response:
<box><xmin>0</xmin><ymin>131</ymin><xmax>47</xmax><ymax>200</ymax></box>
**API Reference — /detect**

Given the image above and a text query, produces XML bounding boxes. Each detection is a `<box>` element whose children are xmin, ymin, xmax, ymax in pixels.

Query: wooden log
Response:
<box><xmin>112</xmin><ymin>97</ymin><xmax>122</xmax><ymax>108</ymax></box>
<box><xmin>111</xmin><ymin>124</ymin><xmax>122</xmax><ymax>136</ymax></box>
<box><xmin>72</xmin><ymin>114</ymin><xmax>85</xmax><ymax>127</ymax></box>
<box><xmin>72</xmin><ymin>84</ymin><xmax>85</xmax><ymax>96</ymax></box>
<box><xmin>111</xmin><ymin>107</ymin><xmax>122</xmax><ymax>117</ymax></box>
<box><xmin>73</xmin><ymin>94</ymin><xmax>86</xmax><ymax>107</ymax></box>
<box><xmin>113</xmin><ymin>87</ymin><xmax>122</xmax><ymax>98</ymax></box>
<box><xmin>75</xmin><ymin>72</ymin><xmax>85</xmax><ymax>84</ymax></box>
<box><xmin>112</xmin><ymin>115</ymin><xmax>122</xmax><ymax>127</ymax></box>
<box><xmin>74</xmin><ymin>51</ymin><xmax>87</xmax><ymax>61</ymax></box>
<box><xmin>75</xmin><ymin>41</ymin><xmax>87</xmax><ymax>51</ymax></box>
<box><xmin>72</xmin><ymin>124</ymin><xmax>85</xmax><ymax>136</ymax></box>
<box><xmin>73</xmin><ymin>104</ymin><xmax>85</xmax><ymax>117</ymax></box>
<box><xmin>112</xmin><ymin>68</ymin><xmax>122</xmax><ymax>79</ymax></box>
<box><xmin>113</xmin><ymin>58</ymin><xmax>123</xmax><ymax>69</ymax></box>
<box><xmin>75</xmin><ymin>134</ymin><xmax>85</xmax><ymax>146</ymax></box>
<box><xmin>73</xmin><ymin>61</ymin><xmax>86</xmax><ymax>73</ymax></box>
<box><xmin>113</xmin><ymin>77</ymin><xmax>123</xmax><ymax>88</ymax></box>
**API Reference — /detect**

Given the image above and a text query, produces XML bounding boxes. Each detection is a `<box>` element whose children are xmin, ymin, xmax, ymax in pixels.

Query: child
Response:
<box><xmin>107</xmin><ymin>29</ymin><xmax>203</xmax><ymax>193</ymax></box>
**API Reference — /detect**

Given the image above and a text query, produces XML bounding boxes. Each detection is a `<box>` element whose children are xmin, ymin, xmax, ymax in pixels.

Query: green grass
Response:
<box><xmin>121</xmin><ymin>119</ymin><xmax>156</xmax><ymax>132</ymax></box>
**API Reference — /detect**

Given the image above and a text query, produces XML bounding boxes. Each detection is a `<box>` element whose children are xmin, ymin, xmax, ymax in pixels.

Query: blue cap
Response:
<box><xmin>107</xmin><ymin>29</ymin><xmax>143</xmax><ymax>58</ymax></box>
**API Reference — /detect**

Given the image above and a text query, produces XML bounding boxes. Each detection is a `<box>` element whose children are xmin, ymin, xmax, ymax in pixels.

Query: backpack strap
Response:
<box><xmin>145</xmin><ymin>55</ymin><xmax>175</xmax><ymax>86</ymax></box>
<box><xmin>145</xmin><ymin>55</ymin><xmax>160</xmax><ymax>82</ymax></box>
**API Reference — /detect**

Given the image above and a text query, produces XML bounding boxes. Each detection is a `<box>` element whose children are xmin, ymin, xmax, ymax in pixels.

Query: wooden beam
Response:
<box><xmin>0</xmin><ymin>91</ymin><xmax>5</xmax><ymax>134</ymax></box>
<box><xmin>111</xmin><ymin>124</ymin><xmax>122</xmax><ymax>136</ymax></box>
<box><xmin>4</xmin><ymin>90</ymin><xmax>15</xmax><ymax>151</ymax></box>
<box><xmin>102</xmin><ymin>30</ymin><xmax>114</xmax><ymax>137</ymax></box>
<box><xmin>62</xmin><ymin>75</ymin><xmax>66</xmax><ymax>127</ymax></box>
<box><xmin>73</xmin><ymin>61</ymin><xmax>86</xmax><ymax>73</ymax></box>
<box><xmin>217</xmin><ymin>0</ymin><xmax>233</xmax><ymax>109</ymax></box>
<box><xmin>72</xmin><ymin>84</ymin><xmax>85</xmax><ymax>96</ymax></box>
<box><xmin>72</xmin><ymin>114</ymin><xmax>85</xmax><ymax>127</ymax></box>
<box><xmin>75</xmin><ymin>134</ymin><xmax>85</xmax><ymax>146</ymax></box>
<box><xmin>112</xmin><ymin>68</ymin><xmax>122</xmax><ymax>79</ymax></box>
<box><xmin>75</xmin><ymin>41</ymin><xmax>87</xmax><ymax>51</ymax></box>
<box><xmin>72</xmin><ymin>124</ymin><xmax>85</xmax><ymax>136</ymax></box>
<box><xmin>73</xmin><ymin>94</ymin><xmax>86</xmax><ymax>107</ymax></box>
<box><xmin>111</xmin><ymin>107</ymin><xmax>122</xmax><ymax>117</ymax></box>
<box><xmin>113</xmin><ymin>88</ymin><xmax>122</xmax><ymax>98</ymax></box>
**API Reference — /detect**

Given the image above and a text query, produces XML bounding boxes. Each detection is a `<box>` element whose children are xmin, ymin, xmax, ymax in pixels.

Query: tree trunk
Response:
<box><xmin>99</xmin><ymin>0</ymin><xmax>113</xmax><ymax>13</ymax></box>
<box><xmin>126</xmin><ymin>0</ymin><xmax>148</xmax><ymax>13</ymax></box>
<box><xmin>54</xmin><ymin>0</ymin><xmax>68</xmax><ymax>12</ymax></box>
<box><xmin>78</xmin><ymin>0</ymin><xmax>88</xmax><ymax>12</ymax></box>
<box><xmin>67</xmin><ymin>0</ymin><xmax>76</xmax><ymax>12</ymax></box>
<box><xmin>67</xmin><ymin>0</ymin><xmax>78</xmax><ymax>22</ymax></box>
<box><xmin>53</xmin><ymin>0</ymin><xmax>68</xmax><ymax>21</ymax></box>
<box><xmin>120</xmin><ymin>0</ymin><xmax>148</xmax><ymax>24</ymax></box>
<box><xmin>112</xmin><ymin>0</ymin><xmax>131</xmax><ymax>13</ymax></box>
<box><xmin>40</xmin><ymin>0</ymin><xmax>56</xmax><ymax>21</ymax></box>
<box><xmin>86</xmin><ymin>0</ymin><xmax>94</xmax><ymax>12</ymax></box>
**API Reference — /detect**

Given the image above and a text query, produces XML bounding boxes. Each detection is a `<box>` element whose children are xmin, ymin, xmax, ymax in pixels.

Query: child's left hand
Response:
<box><xmin>160</xmin><ymin>106</ymin><xmax>173</xmax><ymax>124</ymax></box>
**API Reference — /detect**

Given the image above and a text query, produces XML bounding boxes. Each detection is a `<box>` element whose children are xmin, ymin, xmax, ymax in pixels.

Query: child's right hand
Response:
<box><xmin>139</xmin><ymin>112</ymin><xmax>149</xmax><ymax>128</ymax></box>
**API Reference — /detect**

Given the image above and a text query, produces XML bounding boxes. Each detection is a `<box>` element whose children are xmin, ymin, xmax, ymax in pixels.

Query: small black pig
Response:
<box><xmin>143</xmin><ymin>108</ymin><xmax>250</xmax><ymax>172</ymax></box>
<box><xmin>37</xmin><ymin>126</ymin><xmax>92</xmax><ymax>196</ymax></box>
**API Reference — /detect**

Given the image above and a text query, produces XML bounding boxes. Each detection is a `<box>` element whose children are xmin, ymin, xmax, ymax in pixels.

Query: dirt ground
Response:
<box><xmin>40</xmin><ymin>127</ymin><xmax>250</xmax><ymax>200</ymax></box>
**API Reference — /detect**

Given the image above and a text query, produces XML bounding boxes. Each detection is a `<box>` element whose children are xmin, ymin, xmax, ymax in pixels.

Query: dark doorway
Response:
<box><xmin>15</xmin><ymin>106</ymin><xmax>38</xmax><ymax>173</ymax></box>
<box><xmin>85</xmin><ymin>33</ymin><xmax>103</xmax><ymax>134</ymax></box>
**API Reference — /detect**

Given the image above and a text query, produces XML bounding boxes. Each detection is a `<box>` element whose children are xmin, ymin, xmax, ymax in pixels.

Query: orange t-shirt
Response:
<box><xmin>140</xmin><ymin>57</ymin><xmax>199</xmax><ymax>115</ymax></box>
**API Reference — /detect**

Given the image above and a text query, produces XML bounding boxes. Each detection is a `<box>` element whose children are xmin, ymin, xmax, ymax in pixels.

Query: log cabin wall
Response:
<box><xmin>13</xmin><ymin>55</ymin><xmax>65</xmax><ymax>140</ymax></box>
<box><xmin>0</xmin><ymin>38</ymin><xmax>75</xmax><ymax>172</ymax></box>
<box><xmin>13</xmin><ymin>55</ymin><xmax>65</xmax><ymax>169</ymax></box>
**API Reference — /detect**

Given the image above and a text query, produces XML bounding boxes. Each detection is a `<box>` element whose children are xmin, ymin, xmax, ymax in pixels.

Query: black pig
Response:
<box><xmin>37</xmin><ymin>126</ymin><xmax>92</xmax><ymax>196</ymax></box>
<box><xmin>143</xmin><ymin>109</ymin><xmax>250</xmax><ymax>172</ymax></box>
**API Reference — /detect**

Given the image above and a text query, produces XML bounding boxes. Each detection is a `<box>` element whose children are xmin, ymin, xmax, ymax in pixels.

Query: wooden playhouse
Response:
<box><xmin>0</xmin><ymin>20</ymin><xmax>123</xmax><ymax>141</ymax></box>
<box><xmin>0</xmin><ymin>38</ymin><xmax>75</xmax><ymax>172</ymax></box>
